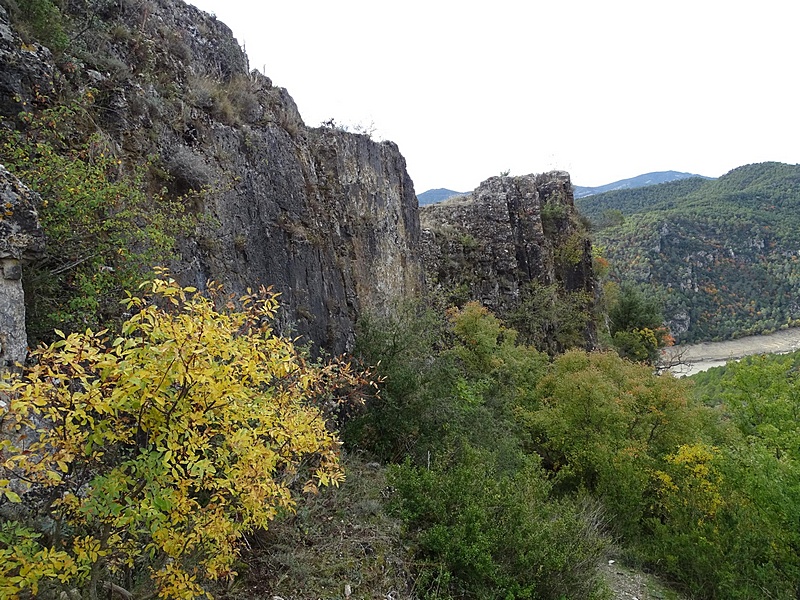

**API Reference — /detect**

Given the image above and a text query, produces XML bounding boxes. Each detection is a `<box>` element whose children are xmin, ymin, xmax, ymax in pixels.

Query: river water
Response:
<box><xmin>663</xmin><ymin>328</ymin><xmax>800</xmax><ymax>377</ymax></box>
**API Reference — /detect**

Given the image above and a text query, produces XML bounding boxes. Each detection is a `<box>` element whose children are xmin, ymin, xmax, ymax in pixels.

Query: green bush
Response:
<box><xmin>9</xmin><ymin>0</ymin><xmax>68</xmax><ymax>51</ymax></box>
<box><xmin>518</xmin><ymin>350</ymin><xmax>703</xmax><ymax>538</ymax></box>
<box><xmin>352</xmin><ymin>300</ymin><xmax>800</xmax><ymax>598</ymax></box>
<box><xmin>344</xmin><ymin>303</ymin><xmax>452</xmax><ymax>462</ymax></box>
<box><xmin>0</xmin><ymin>99</ymin><xmax>192</xmax><ymax>343</ymax></box>
<box><xmin>389</xmin><ymin>447</ymin><xmax>610</xmax><ymax>600</ymax></box>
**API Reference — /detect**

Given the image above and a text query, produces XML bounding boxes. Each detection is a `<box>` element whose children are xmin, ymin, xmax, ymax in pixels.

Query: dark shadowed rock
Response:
<box><xmin>0</xmin><ymin>5</ymin><xmax>59</xmax><ymax>117</ymax></box>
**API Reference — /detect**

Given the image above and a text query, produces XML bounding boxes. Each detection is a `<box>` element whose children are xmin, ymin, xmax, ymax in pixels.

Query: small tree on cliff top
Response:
<box><xmin>0</xmin><ymin>271</ymin><xmax>370</xmax><ymax>599</ymax></box>
<box><xmin>608</xmin><ymin>283</ymin><xmax>673</xmax><ymax>364</ymax></box>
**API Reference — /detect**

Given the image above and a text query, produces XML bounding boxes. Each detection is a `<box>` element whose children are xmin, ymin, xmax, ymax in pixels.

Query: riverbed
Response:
<box><xmin>664</xmin><ymin>328</ymin><xmax>800</xmax><ymax>376</ymax></box>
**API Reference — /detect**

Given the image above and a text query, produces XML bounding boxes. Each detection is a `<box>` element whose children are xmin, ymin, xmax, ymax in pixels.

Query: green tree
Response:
<box><xmin>517</xmin><ymin>350</ymin><xmax>700</xmax><ymax>537</ymax></box>
<box><xmin>0</xmin><ymin>99</ymin><xmax>191</xmax><ymax>344</ymax></box>
<box><xmin>607</xmin><ymin>283</ymin><xmax>672</xmax><ymax>364</ymax></box>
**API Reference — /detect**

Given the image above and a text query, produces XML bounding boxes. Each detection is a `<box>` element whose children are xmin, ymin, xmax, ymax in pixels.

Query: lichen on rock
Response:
<box><xmin>0</xmin><ymin>164</ymin><xmax>44</xmax><ymax>370</ymax></box>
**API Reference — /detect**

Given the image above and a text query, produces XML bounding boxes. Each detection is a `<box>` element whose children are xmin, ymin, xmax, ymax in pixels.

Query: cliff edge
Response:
<box><xmin>0</xmin><ymin>0</ymin><xmax>422</xmax><ymax>353</ymax></box>
<box><xmin>420</xmin><ymin>172</ymin><xmax>597</xmax><ymax>353</ymax></box>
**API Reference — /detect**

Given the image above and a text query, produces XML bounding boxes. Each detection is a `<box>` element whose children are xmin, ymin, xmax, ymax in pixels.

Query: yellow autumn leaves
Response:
<box><xmin>0</xmin><ymin>272</ymin><xmax>369</xmax><ymax>599</ymax></box>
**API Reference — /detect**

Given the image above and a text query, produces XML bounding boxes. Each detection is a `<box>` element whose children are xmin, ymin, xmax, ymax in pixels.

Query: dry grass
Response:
<box><xmin>221</xmin><ymin>453</ymin><xmax>414</xmax><ymax>600</ymax></box>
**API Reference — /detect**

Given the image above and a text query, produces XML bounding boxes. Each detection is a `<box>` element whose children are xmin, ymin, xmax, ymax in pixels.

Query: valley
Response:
<box><xmin>666</xmin><ymin>326</ymin><xmax>800</xmax><ymax>376</ymax></box>
<box><xmin>579</xmin><ymin>162</ymin><xmax>800</xmax><ymax>343</ymax></box>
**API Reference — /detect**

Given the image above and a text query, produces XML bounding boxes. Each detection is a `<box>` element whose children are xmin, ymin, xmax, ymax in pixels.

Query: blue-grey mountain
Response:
<box><xmin>574</xmin><ymin>170</ymin><xmax>712</xmax><ymax>198</ymax></box>
<box><xmin>417</xmin><ymin>188</ymin><xmax>466</xmax><ymax>205</ymax></box>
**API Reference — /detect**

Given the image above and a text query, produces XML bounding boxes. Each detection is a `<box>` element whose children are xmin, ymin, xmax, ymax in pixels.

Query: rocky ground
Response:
<box><xmin>602</xmin><ymin>559</ymin><xmax>683</xmax><ymax>600</ymax></box>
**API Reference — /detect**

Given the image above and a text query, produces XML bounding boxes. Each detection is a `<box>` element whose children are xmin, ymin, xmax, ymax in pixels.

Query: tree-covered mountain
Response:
<box><xmin>579</xmin><ymin>162</ymin><xmax>800</xmax><ymax>343</ymax></box>
<box><xmin>574</xmin><ymin>170</ymin><xmax>712</xmax><ymax>198</ymax></box>
<box><xmin>417</xmin><ymin>187</ymin><xmax>466</xmax><ymax>205</ymax></box>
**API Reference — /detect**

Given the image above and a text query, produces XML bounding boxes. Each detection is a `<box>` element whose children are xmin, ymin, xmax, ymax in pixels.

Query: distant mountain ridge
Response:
<box><xmin>417</xmin><ymin>188</ymin><xmax>466</xmax><ymax>205</ymax></box>
<box><xmin>573</xmin><ymin>171</ymin><xmax>712</xmax><ymax>198</ymax></box>
<box><xmin>420</xmin><ymin>172</ymin><xmax>712</xmax><ymax>206</ymax></box>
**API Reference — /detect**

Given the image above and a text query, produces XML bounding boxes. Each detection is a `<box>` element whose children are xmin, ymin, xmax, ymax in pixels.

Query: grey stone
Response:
<box><xmin>0</xmin><ymin>8</ymin><xmax>58</xmax><ymax>117</ymax></box>
<box><xmin>0</xmin><ymin>166</ymin><xmax>43</xmax><ymax>371</ymax></box>
<box><xmin>420</xmin><ymin>172</ymin><xmax>597</xmax><ymax>350</ymax></box>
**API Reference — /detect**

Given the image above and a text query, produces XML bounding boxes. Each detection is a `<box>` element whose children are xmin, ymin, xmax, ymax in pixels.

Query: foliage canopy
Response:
<box><xmin>0</xmin><ymin>98</ymin><xmax>192</xmax><ymax>344</ymax></box>
<box><xmin>0</xmin><ymin>273</ymin><xmax>366</xmax><ymax>599</ymax></box>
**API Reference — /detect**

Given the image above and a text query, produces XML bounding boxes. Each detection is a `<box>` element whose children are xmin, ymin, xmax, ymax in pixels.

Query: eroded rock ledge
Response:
<box><xmin>420</xmin><ymin>172</ymin><xmax>597</xmax><ymax>352</ymax></box>
<box><xmin>0</xmin><ymin>165</ymin><xmax>44</xmax><ymax>370</ymax></box>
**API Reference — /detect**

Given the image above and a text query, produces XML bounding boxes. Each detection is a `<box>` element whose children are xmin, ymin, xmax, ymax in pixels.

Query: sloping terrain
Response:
<box><xmin>574</xmin><ymin>170</ymin><xmax>711</xmax><ymax>199</ymax></box>
<box><xmin>578</xmin><ymin>162</ymin><xmax>800</xmax><ymax>342</ymax></box>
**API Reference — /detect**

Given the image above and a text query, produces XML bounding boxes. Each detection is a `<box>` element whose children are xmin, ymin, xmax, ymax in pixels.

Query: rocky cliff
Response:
<box><xmin>0</xmin><ymin>0</ymin><xmax>597</xmax><ymax>356</ymax></box>
<box><xmin>420</xmin><ymin>173</ymin><xmax>597</xmax><ymax>353</ymax></box>
<box><xmin>0</xmin><ymin>165</ymin><xmax>43</xmax><ymax>370</ymax></box>
<box><xmin>0</xmin><ymin>0</ymin><xmax>421</xmax><ymax>353</ymax></box>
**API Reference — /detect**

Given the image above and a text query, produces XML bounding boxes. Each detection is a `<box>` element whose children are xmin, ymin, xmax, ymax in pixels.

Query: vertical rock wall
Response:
<box><xmin>0</xmin><ymin>0</ymin><xmax>596</xmax><ymax>357</ymax></box>
<box><xmin>0</xmin><ymin>0</ymin><xmax>424</xmax><ymax>355</ymax></box>
<box><xmin>420</xmin><ymin>172</ymin><xmax>597</xmax><ymax>351</ymax></box>
<box><xmin>0</xmin><ymin>165</ymin><xmax>44</xmax><ymax>370</ymax></box>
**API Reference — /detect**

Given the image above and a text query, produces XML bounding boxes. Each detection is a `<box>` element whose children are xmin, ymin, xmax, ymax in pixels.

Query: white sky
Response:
<box><xmin>187</xmin><ymin>0</ymin><xmax>800</xmax><ymax>193</ymax></box>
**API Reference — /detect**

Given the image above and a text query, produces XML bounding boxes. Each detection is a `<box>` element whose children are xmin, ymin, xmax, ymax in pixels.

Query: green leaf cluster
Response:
<box><xmin>605</xmin><ymin>282</ymin><xmax>673</xmax><ymax>364</ymax></box>
<box><xmin>0</xmin><ymin>99</ymin><xmax>193</xmax><ymax>343</ymax></box>
<box><xmin>5</xmin><ymin>0</ymin><xmax>69</xmax><ymax>52</ymax></box>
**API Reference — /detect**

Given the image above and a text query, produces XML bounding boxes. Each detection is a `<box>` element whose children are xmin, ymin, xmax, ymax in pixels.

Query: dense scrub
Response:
<box><xmin>347</xmin><ymin>304</ymin><xmax>800</xmax><ymax>599</ymax></box>
<box><xmin>0</xmin><ymin>98</ymin><xmax>194</xmax><ymax>345</ymax></box>
<box><xmin>0</xmin><ymin>275</ymin><xmax>373</xmax><ymax>599</ymax></box>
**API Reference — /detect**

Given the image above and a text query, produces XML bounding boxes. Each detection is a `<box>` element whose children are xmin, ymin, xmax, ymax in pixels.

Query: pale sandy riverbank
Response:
<box><xmin>664</xmin><ymin>327</ymin><xmax>800</xmax><ymax>377</ymax></box>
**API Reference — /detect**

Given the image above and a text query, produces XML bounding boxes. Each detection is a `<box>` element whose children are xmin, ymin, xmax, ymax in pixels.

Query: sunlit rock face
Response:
<box><xmin>0</xmin><ymin>165</ymin><xmax>44</xmax><ymax>371</ymax></box>
<box><xmin>420</xmin><ymin>172</ymin><xmax>597</xmax><ymax>351</ymax></box>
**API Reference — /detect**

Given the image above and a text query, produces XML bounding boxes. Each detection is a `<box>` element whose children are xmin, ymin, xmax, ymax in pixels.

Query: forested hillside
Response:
<box><xmin>578</xmin><ymin>162</ymin><xmax>800</xmax><ymax>342</ymax></box>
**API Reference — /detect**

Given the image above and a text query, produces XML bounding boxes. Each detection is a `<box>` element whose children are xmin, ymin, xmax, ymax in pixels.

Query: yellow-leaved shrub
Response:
<box><xmin>0</xmin><ymin>271</ymin><xmax>368</xmax><ymax>599</ymax></box>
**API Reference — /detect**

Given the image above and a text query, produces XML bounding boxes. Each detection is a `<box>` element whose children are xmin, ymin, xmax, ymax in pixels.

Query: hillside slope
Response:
<box><xmin>574</xmin><ymin>170</ymin><xmax>711</xmax><ymax>198</ymax></box>
<box><xmin>580</xmin><ymin>162</ymin><xmax>800</xmax><ymax>342</ymax></box>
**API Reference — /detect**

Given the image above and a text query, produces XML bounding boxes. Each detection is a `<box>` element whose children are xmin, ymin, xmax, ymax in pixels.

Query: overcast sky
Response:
<box><xmin>187</xmin><ymin>0</ymin><xmax>800</xmax><ymax>193</ymax></box>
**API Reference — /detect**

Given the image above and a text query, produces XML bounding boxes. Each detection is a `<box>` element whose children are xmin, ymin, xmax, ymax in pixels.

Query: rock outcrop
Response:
<box><xmin>0</xmin><ymin>0</ymin><xmax>422</xmax><ymax>354</ymax></box>
<box><xmin>420</xmin><ymin>173</ymin><xmax>597</xmax><ymax>352</ymax></box>
<box><xmin>0</xmin><ymin>4</ymin><xmax>58</xmax><ymax>118</ymax></box>
<box><xmin>0</xmin><ymin>165</ymin><xmax>44</xmax><ymax>370</ymax></box>
<box><xmin>181</xmin><ymin>123</ymin><xmax>422</xmax><ymax>353</ymax></box>
<box><xmin>0</xmin><ymin>0</ymin><xmax>597</xmax><ymax>356</ymax></box>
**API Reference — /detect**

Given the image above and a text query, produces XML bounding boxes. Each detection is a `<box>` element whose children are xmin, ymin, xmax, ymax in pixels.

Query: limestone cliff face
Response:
<box><xmin>0</xmin><ymin>165</ymin><xmax>44</xmax><ymax>370</ymax></box>
<box><xmin>0</xmin><ymin>0</ymin><xmax>596</xmax><ymax>355</ymax></box>
<box><xmin>420</xmin><ymin>172</ymin><xmax>597</xmax><ymax>351</ymax></box>
<box><xmin>181</xmin><ymin>123</ymin><xmax>422</xmax><ymax>353</ymax></box>
<box><xmin>0</xmin><ymin>0</ymin><xmax>422</xmax><ymax>353</ymax></box>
